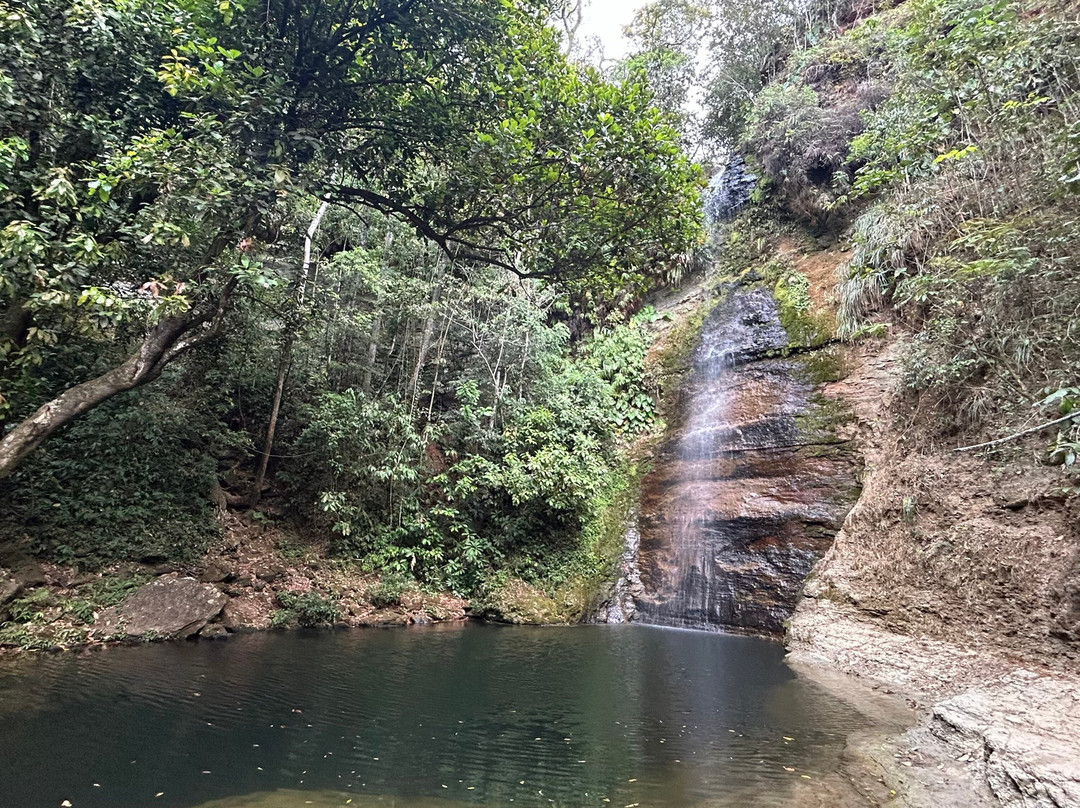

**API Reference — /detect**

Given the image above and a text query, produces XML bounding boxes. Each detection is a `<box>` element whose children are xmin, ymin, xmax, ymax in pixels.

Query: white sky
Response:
<box><xmin>576</xmin><ymin>0</ymin><xmax>647</xmax><ymax>62</ymax></box>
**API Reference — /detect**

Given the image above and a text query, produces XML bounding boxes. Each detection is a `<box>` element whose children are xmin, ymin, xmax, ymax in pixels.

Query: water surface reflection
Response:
<box><xmin>0</xmin><ymin>623</ymin><xmax>876</xmax><ymax>807</ymax></box>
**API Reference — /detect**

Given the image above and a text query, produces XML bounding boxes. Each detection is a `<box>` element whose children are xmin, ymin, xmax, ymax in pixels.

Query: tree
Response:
<box><xmin>0</xmin><ymin>0</ymin><xmax>702</xmax><ymax>480</ymax></box>
<box><xmin>621</xmin><ymin>0</ymin><xmax>711</xmax><ymax>119</ymax></box>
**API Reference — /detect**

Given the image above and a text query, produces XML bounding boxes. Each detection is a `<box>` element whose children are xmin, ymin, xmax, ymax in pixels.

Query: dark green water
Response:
<box><xmin>0</xmin><ymin>623</ymin><xmax>876</xmax><ymax>808</ymax></box>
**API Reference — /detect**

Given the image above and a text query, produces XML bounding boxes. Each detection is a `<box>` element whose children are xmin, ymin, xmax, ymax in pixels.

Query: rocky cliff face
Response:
<box><xmin>631</xmin><ymin>288</ymin><xmax>860</xmax><ymax>634</ymax></box>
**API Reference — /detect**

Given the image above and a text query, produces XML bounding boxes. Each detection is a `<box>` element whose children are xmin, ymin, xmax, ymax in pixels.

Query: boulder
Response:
<box><xmin>199</xmin><ymin>624</ymin><xmax>229</xmax><ymax>640</ymax></box>
<box><xmin>9</xmin><ymin>558</ymin><xmax>46</xmax><ymax>589</ymax></box>
<box><xmin>200</xmin><ymin>561</ymin><xmax>236</xmax><ymax>584</ymax></box>
<box><xmin>255</xmin><ymin>564</ymin><xmax>285</xmax><ymax>582</ymax></box>
<box><xmin>94</xmin><ymin>577</ymin><xmax>227</xmax><ymax>639</ymax></box>
<box><xmin>0</xmin><ymin>569</ymin><xmax>22</xmax><ymax>623</ymax></box>
<box><xmin>0</xmin><ymin>569</ymin><xmax>22</xmax><ymax>606</ymax></box>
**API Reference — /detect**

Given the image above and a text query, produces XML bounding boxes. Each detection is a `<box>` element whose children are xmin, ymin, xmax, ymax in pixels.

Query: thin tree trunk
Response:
<box><xmin>248</xmin><ymin>201</ymin><xmax>328</xmax><ymax>506</ymax></box>
<box><xmin>426</xmin><ymin>309</ymin><xmax>453</xmax><ymax>424</ymax></box>
<box><xmin>362</xmin><ymin>313</ymin><xmax>382</xmax><ymax>394</ymax></box>
<box><xmin>249</xmin><ymin>336</ymin><xmax>292</xmax><ymax>508</ymax></box>
<box><xmin>407</xmin><ymin>259</ymin><xmax>444</xmax><ymax>417</ymax></box>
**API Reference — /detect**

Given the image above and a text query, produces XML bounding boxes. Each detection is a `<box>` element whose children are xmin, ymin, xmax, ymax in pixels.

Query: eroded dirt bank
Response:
<box><xmin>788</xmin><ymin>337</ymin><xmax>1080</xmax><ymax>807</ymax></box>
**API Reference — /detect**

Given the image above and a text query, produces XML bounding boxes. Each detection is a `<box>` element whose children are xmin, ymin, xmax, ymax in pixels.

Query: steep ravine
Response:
<box><xmin>619</xmin><ymin>261</ymin><xmax>1080</xmax><ymax>806</ymax></box>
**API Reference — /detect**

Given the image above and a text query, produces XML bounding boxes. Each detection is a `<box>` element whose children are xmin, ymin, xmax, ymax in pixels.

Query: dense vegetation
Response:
<box><xmin>0</xmin><ymin>0</ymin><xmax>700</xmax><ymax>600</ymax></box>
<box><xmin>623</xmin><ymin>0</ymin><xmax>1079</xmax><ymax>489</ymax></box>
<box><xmin>3</xmin><ymin>0</ymin><xmax>1078</xmax><ymax>629</ymax></box>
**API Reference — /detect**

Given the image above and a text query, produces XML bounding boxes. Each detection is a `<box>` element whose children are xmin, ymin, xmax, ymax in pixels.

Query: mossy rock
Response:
<box><xmin>474</xmin><ymin>577</ymin><xmax>564</xmax><ymax>625</ymax></box>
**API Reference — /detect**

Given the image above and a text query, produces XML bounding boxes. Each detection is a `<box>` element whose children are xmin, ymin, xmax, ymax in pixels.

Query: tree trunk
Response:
<box><xmin>0</xmin><ymin>293</ymin><xmax>232</xmax><ymax>481</ymax></box>
<box><xmin>247</xmin><ymin>200</ymin><xmax>328</xmax><ymax>507</ymax></box>
<box><xmin>249</xmin><ymin>336</ymin><xmax>292</xmax><ymax>509</ymax></box>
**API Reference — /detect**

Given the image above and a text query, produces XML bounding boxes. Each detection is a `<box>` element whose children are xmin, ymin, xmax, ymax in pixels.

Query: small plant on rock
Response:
<box><xmin>276</xmin><ymin>592</ymin><xmax>340</xmax><ymax>627</ymax></box>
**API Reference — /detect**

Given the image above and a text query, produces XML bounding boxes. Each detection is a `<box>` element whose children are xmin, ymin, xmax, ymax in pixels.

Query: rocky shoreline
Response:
<box><xmin>0</xmin><ymin>513</ymin><xmax>468</xmax><ymax>657</ymax></box>
<box><xmin>788</xmin><ymin>600</ymin><xmax>1080</xmax><ymax>808</ymax></box>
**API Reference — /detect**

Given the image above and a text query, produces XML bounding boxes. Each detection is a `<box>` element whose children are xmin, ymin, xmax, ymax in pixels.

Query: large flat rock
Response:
<box><xmin>95</xmin><ymin>577</ymin><xmax>226</xmax><ymax>639</ymax></box>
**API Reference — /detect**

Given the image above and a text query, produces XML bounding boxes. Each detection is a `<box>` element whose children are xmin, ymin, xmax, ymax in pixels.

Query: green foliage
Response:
<box><xmin>77</xmin><ymin>574</ymin><xmax>151</xmax><ymax>608</ymax></box>
<box><xmin>848</xmin><ymin>0</ymin><xmax>1080</xmax><ymax>199</ymax></box>
<box><xmin>1040</xmin><ymin>387</ymin><xmax>1080</xmax><ymax>494</ymax></box>
<box><xmin>837</xmin><ymin>202</ymin><xmax>934</xmax><ymax>337</ymax></box>
<box><xmin>366</xmin><ymin>574</ymin><xmax>412</xmax><ymax>609</ymax></box>
<box><xmin>7</xmin><ymin>588</ymin><xmax>53</xmax><ymax>623</ymax></box>
<box><xmin>0</xmin><ymin>380</ymin><xmax>222</xmax><ymax>566</ymax></box>
<box><xmin>582</xmin><ymin>315</ymin><xmax>657</xmax><ymax>434</ymax></box>
<box><xmin>275</xmin><ymin>591</ymin><xmax>340</xmax><ymax>628</ymax></box>
<box><xmin>743</xmin><ymin>83</ymin><xmax>861</xmax><ymax>227</ymax></box>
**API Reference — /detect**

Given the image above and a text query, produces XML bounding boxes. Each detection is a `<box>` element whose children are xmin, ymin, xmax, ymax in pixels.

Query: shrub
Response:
<box><xmin>366</xmin><ymin>574</ymin><xmax>411</xmax><ymax>609</ymax></box>
<box><xmin>743</xmin><ymin>84</ymin><xmax>862</xmax><ymax>229</ymax></box>
<box><xmin>0</xmin><ymin>379</ymin><xmax>222</xmax><ymax>567</ymax></box>
<box><xmin>275</xmin><ymin>592</ymin><xmax>340</xmax><ymax>627</ymax></box>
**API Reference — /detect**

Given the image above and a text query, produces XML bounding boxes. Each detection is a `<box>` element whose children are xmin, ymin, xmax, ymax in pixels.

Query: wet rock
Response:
<box><xmin>200</xmin><ymin>624</ymin><xmax>229</xmax><ymax>640</ymax></box>
<box><xmin>358</xmin><ymin>611</ymin><xmax>409</xmax><ymax>627</ymax></box>
<box><xmin>704</xmin><ymin>154</ymin><xmax>757</xmax><ymax>224</ymax></box>
<box><xmin>94</xmin><ymin>577</ymin><xmax>227</xmax><ymax>639</ymax></box>
<box><xmin>634</xmin><ymin>289</ymin><xmax>858</xmax><ymax>634</ymax></box>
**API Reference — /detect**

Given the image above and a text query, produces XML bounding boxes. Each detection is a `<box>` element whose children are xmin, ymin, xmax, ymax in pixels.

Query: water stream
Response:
<box><xmin>634</xmin><ymin>289</ymin><xmax>801</xmax><ymax>632</ymax></box>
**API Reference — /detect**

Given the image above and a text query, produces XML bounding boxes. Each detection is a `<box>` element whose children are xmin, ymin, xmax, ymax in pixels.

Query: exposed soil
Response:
<box><xmin>785</xmin><ymin>289</ymin><xmax>1080</xmax><ymax>805</ymax></box>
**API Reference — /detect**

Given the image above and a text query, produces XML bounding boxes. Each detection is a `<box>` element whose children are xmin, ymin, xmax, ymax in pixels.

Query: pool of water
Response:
<box><xmin>0</xmin><ymin>623</ymin><xmax>881</xmax><ymax>808</ymax></box>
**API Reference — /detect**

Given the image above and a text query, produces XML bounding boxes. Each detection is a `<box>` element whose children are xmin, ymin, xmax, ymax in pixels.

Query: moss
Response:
<box><xmin>474</xmin><ymin>576</ymin><xmax>563</xmax><ymax>624</ymax></box>
<box><xmin>794</xmin><ymin>345</ymin><xmax>850</xmax><ymax>385</ymax></box>
<box><xmin>549</xmin><ymin>457</ymin><xmax>647</xmax><ymax>622</ymax></box>
<box><xmin>795</xmin><ymin>393</ymin><xmax>855</xmax><ymax>444</ymax></box>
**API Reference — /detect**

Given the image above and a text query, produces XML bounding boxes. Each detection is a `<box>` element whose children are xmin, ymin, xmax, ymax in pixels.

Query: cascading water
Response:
<box><xmin>633</xmin><ymin>289</ymin><xmax>794</xmax><ymax>631</ymax></box>
<box><xmin>614</xmin><ymin>283</ymin><xmax>859</xmax><ymax>634</ymax></box>
<box><xmin>598</xmin><ymin>158</ymin><xmax>858</xmax><ymax>635</ymax></box>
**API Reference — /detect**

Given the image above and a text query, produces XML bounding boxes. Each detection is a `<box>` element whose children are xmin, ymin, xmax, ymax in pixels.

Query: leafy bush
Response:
<box><xmin>7</xmin><ymin>589</ymin><xmax>53</xmax><ymax>623</ymax></box>
<box><xmin>366</xmin><ymin>574</ymin><xmax>411</xmax><ymax>609</ymax></box>
<box><xmin>275</xmin><ymin>592</ymin><xmax>340</xmax><ymax>627</ymax></box>
<box><xmin>0</xmin><ymin>379</ymin><xmax>223</xmax><ymax>567</ymax></box>
<box><xmin>743</xmin><ymin>83</ymin><xmax>862</xmax><ymax>228</ymax></box>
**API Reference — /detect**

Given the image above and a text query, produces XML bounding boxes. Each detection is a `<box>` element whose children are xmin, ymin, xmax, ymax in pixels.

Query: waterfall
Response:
<box><xmin>632</xmin><ymin>288</ymin><xmax>826</xmax><ymax>633</ymax></box>
<box><xmin>596</xmin><ymin>160</ymin><xmax>855</xmax><ymax>635</ymax></box>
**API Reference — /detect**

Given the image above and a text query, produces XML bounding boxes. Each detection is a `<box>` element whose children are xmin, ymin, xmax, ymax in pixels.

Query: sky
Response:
<box><xmin>575</xmin><ymin>0</ymin><xmax>647</xmax><ymax>62</ymax></box>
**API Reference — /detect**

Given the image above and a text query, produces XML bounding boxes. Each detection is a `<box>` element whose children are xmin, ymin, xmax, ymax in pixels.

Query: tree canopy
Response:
<box><xmin>0</xmin><ymin>0</ymin><xmax>703</xmax><ymax>478</ymax></box>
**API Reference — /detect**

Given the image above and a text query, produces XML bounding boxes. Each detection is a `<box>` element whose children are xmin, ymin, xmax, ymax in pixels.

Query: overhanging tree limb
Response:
<box><xmin>0</xmin><ymin>281</ymin><xmax>237</xmax><ymax>481</ymax></box>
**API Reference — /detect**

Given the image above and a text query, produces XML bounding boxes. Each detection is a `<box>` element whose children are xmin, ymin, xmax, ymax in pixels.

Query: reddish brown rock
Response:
<box><xmin>634</xmin><ymin>289</ymin><xmax>859</xmax><ymax>634</ymax></box>
<box><xmin>221</xmin><ymin>596</ymin><xmax>272</xmax><ymax>631</ymax></box>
